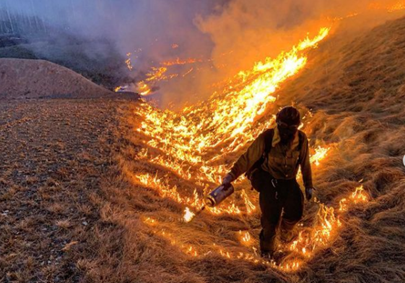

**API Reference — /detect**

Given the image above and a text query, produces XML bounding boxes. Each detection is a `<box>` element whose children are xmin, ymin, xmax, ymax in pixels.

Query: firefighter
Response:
<box><xmin>222</xmin><ymin>106</ymin><xmax>314</xmax><ymax>259</ymax></box>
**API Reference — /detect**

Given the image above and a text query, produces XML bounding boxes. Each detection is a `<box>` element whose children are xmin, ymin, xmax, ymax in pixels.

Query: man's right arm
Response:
<box><xmin>228</xmin><ymin>133</ymin><xmax>265</xmax><ymax>180</ymax></box>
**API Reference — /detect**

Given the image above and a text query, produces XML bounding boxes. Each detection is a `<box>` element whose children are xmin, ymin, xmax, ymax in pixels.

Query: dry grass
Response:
<box><xmin>94</xmin><ymin>16</ymin><xmax>405</xmax><ymax>283</ymax></box>
<box><xmin>0</xmin><ymin>98</ymin><xmax>129</xmax><ymax>282</ymax></box>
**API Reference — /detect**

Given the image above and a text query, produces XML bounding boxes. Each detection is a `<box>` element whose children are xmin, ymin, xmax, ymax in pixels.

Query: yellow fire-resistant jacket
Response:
<box><xmin>229</xmin><ymin>127</ymin><xmax>313</xmax><ymax>189</ymax></box>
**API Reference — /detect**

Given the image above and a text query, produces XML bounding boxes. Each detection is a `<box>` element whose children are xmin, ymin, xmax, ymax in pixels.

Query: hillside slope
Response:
<box><xmin>0</xmin><ymin>59</ymin><xmax>115</xmax><ymax>99</ymax></box>
<box><xmin>98</xmin><ymin>17</ymin><xmax>405</xmax><ymax>283</ymax></box>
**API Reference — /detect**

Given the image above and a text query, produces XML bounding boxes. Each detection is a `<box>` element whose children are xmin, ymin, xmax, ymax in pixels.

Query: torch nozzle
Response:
<box><xmin>196</xmin><ymin>205</ymin><xmax>206</xmax><ymax>215</ymax></box>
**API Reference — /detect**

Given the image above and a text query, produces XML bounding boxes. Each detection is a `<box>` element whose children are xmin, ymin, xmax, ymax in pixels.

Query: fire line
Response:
<box><xmin>124</xmin><ymin>27</ymin><xmax>346</xmax><ymax>272</ymax></box>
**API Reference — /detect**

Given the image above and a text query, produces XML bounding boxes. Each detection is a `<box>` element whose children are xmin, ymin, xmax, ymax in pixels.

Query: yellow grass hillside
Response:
<box><xmin>0</xmin><ymin>58</ymin><xmax>113</xmax><ymax>99</ymax></box>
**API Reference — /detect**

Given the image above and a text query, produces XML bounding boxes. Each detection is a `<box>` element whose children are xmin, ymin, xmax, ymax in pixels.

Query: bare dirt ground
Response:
<box><xmin>0</xmin><ymin>98</ymin><xmax>133</xmax><ymax>282</ymax></box>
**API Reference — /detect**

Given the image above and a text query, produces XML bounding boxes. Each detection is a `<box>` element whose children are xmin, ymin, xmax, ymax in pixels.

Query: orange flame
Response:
<box><xmin>350</xmin><ymin>185</ymin><xmax>368</xmax><ymax>203</ymax></box>
<box><xmin>137</xmin><ymin>81</ymin><xmax>152</xmax><ymax>96</ymax></box>
<box><xmin>162</xmin><ymin>57</ymin><xmax>203</xmax><ymax>66</ymax></box>
<box><xmin>183</xmin><ymin>207</ymin><xmax>196</xmax><ymax>223</ymax></box>
<box><xmin>388</xmin><ymin>2</ymin><xmax>405</xmax><ymax>12</ymax></box>
<box><xmin>311</xmin><ymin>146</ymin><xmax>331</xmax><ymax>166</ymax></box>
<box><xmin>143</xmin><ymin>184</ymin><xmax>369</xmax><ymax>272</ymax></box>
<box><xmin>123</xmin><ymin>27</ymin><xmax>345</xmax><ymax>272</ymax></box>
<box><xmin>239</xmin><ymin>230</ymin><xmax>252</xmax><ymax>246</ymax></box>
<box><xmin>129</xmin><ymin>27</ymin><xmax>332</xmax><ymax>219</ymax></box>
<box><xmin>125</xmin><ymin>53</ymin><xmax>133</xmax><ymax>71</ymax></box>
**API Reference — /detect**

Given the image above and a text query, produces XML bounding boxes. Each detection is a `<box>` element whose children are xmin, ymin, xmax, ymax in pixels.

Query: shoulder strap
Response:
<box><xmin>245</xmin><ymin>129</ymin><xmax>274</xmax><ymax>179</ymax></box>
<box><xmin>262</xmin><ymin>129</ymin><xmax>274</xmax><ymax>157</ymax></box>
<box><xmin>297</xmin><ymin>131</ymin><xmax>305</xmax><ymax>164</ymax></box>
<box><xmin>298</xmin><ymin>131</ymin><xmax>305</xmax><ymax>151</ymax></box>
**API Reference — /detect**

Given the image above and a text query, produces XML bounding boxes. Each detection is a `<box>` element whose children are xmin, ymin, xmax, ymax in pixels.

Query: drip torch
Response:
<box><xmin>205</xmin><ymin>183</ymin><xmax>235</xmax><ymax>207</ymax></box>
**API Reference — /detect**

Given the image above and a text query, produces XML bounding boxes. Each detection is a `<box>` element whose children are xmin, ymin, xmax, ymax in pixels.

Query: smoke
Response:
<box><xmin>0</xmin><ymin>0</ymin><xmax>224</xmax><ymax>104</ymax></box>
<box><xmin>196</xmin><ymin>0</ymin><xmax>404</xmax><ymax>84</ymax></box>
<box><xmin>0</xmin><ymin>0</ymin><xmax>403</xmax><ymax>108</ymax></box>
<box><xmin>0</xmin><ymin>1</ymin><xmax>218</xmax><ymax>61</ymax></box>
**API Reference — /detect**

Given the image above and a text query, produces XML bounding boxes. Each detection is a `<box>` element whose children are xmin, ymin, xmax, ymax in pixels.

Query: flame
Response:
<box><xmin>297</xmin><ymin>28</ymin><xmax>330</xmax><ymax>50</ymax></box>
<box><xmin>122</xmin><ymin>27</ymin><xmax>345</xmax><ymax>272</ymax></box>
<box><xmin>162</xmin><ymin>57</ymin><xmax>203</xmax><ymax>66</ymax></box>
<box><xmin>128</xmin><ymin>27</ymin><xmax>332</xmax><ymax>218</ymax></box>
<box><xmin>241</xmin><ymin>189</ymin><xmax>256</xmax><ymax>215</ymax></box>
<box><xmin>311</xmin><ymin>146</ymin><xmax>331</xmax><ymax>166</ymax></box>
<box><xmin>369</xmin><ymin>1</ymin><xmax>405</xmax><ymax>12</ymax></box>
<box><xmin>327</xmin><ymin>12</ymin><xmax>359</xmax><ymax>23</ymax></box>
<box><xmin>115</xmin><ymin>21</ymin><xmax>379</xmax><ymax>273</ymax></box>
<box><xmin>137</xmin><ymin>81</ymin><xmax>152</xmax><ymax>96</ymax></box>
<box><xmin>135</xmin><ymin>66</ymin><xmax>181</xmax><ymax>97</ymax></box>
<box><xmin>125</xmin><ymin>53</ymin><xmax>133</xmax><ymax>71</ymax></box>
<box><xmin>145</xmin><ymin>66</ymin><xmax>180</xmax><ymax>82</ymax></box>
<box><xmin>183</xmin><ymin>207</ymin><xmax>195</xmax><ymax>223</ymax></box>
<box><xmin>339</xmin><ymin>198</ymin><xmax>348</xmax><ymax>211</ymax></box>
<box><xmin>143</xmin><ymin>183</ymin><xmax>369</xmax><ymax>272</ymax></box>
<box><xmin>388</xmin><ymin>2</ymin><xmax>405</xmax><ymax>12</ymax></box>
<box><xmin>182</xmin><ymin>68</ymin><xmax>194</xmax><ymax>77</ymax></box>
<box><xmin>276</xmin><ymin>185</ymin><xmax>369</xmax><ymax>269</ymax></box>
<box><xmin>239</xmin><ymin>230</ymin><xmax>252</xmax><ymax>246</ymax></box>
<box><xmin>327</xmin><ymin>1</ymin><xmax>404</xmax><ymax>24</ymax></box>
<box><xmin>350</xmin><ymin>185</ymin><xmax>368</xmax><ymax>203</ymax></box>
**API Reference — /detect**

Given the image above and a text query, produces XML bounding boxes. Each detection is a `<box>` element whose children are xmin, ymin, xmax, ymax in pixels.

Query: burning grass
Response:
<box><xmin>111</xmin><ymin>29</ymin><xmax>340</xmax><ymax>272</ymax></box>
<box><xmin>106</xmin><ymin>17</ymin><xmax>405</xmax><ymax>283</ymax></box>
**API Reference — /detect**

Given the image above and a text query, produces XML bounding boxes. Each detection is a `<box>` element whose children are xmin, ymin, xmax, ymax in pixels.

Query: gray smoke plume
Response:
<box><xmin>0</xmin><ymin>0</ymin><xmax>403</xmax><ymax>108</ymax></box>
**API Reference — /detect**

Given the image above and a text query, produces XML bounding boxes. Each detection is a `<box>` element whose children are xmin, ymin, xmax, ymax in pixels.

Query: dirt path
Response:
<box><xmin>0</xmin><ymin>99</ymin><xmax>131</xmax><ymax>282</ymax></box>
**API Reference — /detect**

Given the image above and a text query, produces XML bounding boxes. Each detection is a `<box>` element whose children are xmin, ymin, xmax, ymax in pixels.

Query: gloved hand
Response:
<box><xmin>222</xmin><ymin>173</ymin><xmax>234</xmax><ymax>186</ymax></box>
<box><xmin>305</xmin><ymin>187</ymin><xmax>315</xmax><ymax>201</ymax></box>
